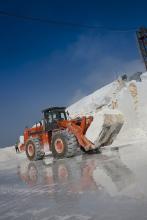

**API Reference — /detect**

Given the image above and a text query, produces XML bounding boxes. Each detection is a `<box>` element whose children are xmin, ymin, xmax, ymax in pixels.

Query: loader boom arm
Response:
<box><xmin>57</xmin><ymin>116</ymin><xmax>94</xmax><ymax>150</ymax></box>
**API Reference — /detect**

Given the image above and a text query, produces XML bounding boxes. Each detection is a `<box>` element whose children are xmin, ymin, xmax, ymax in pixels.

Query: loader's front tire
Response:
<box><xmin>25</xmin><ymin>138</ymin><xmax>44</xmax><ymax>161</ymax></box>
<box><xmin>51</xmin><ymin>130</ymin><xmax>78</xmax><ymax>159</ymax></box>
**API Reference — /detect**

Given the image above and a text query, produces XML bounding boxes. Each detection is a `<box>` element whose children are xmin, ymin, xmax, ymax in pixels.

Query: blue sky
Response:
<box><xmin>0</xmin><ymin>0</ymin><xmax>146</xmax><ymax>147</ymax></box>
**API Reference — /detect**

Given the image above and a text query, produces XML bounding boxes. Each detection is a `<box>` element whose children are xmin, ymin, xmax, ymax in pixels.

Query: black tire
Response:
<box><xmin>51</xmin><ymin>130</ymin><xmax>78</xmax><ymax>159</ymax></box>
<box><xmin>25</xmin><ymin>138</ymin><xmax>44</xmax><ymax>161</ymax></box>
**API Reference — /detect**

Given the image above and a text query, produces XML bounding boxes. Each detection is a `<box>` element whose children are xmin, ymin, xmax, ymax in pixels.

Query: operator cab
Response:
<box><xmin>42</xmin><ymin>107</ymin><xmax>67</xmax><ymax>131</ymax></box>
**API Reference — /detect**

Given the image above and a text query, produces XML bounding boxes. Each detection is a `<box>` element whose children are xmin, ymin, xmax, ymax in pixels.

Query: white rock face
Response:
<box><xmin>67</xmin><ymin>71</ymin><xmax>147</xmax><ymax>146</ymax></box>
<box><xmin>67</xmin><ymin>82</ymin><xmax>115</xmax><ymax>118</ymax></box>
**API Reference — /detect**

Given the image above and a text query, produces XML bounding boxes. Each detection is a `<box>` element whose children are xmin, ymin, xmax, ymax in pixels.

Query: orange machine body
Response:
<box><xmin>22</xmin><ymin>116</ymin><xmax>94</xmax><ymax>153</ymax></box>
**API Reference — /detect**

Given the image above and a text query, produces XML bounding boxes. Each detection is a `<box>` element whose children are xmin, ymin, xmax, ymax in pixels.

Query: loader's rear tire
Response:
<box><xmin>51</xmin><ymin>130</ymin><xmax>78</xmax><ymax>159</ymax></box>
<box><xmin>25</xmin><ymin>138</ymin><xmax>44</xmax><ymax>161</ymax></box>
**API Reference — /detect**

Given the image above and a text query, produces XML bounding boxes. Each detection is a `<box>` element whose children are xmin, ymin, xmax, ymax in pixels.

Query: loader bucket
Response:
<box><xmin>85</xmin><ymin>109</ymin><xmax>124</xmax><ymax>149</ymax></box>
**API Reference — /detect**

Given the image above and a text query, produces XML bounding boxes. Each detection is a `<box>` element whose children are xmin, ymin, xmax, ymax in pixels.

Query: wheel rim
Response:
<box><xmin>27</xmin><ymin>144</ymin><xmax>34</xmax><ymax>156</ymax></box>
<box><xmin>55</xmin><ymin>138</ymin><xmax>64</xmax><ymax>154</ymax></box>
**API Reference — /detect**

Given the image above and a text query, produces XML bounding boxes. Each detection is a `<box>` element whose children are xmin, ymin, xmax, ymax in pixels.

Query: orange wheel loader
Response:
<box><xmin>20</xmin><ymin>107</ymin><xmax>124</xmax><ymax>161</ymax></box>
